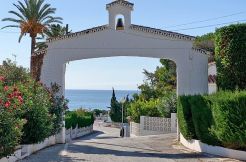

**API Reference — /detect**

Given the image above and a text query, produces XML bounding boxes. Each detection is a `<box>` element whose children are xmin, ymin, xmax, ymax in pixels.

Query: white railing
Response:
<box><xmin>130</xmin><ymin>113</ymin><xmax>177</xmax><ymax>136</ymax></box>
<box><xmin>65</xmin><ymin>125</ymin><xmax>93</xmax><ymax>142</ymax></box>
<box><xmin>0</xmin><ymin>135</ymin><xmax>56</xmax><ymax>162</ymax></box>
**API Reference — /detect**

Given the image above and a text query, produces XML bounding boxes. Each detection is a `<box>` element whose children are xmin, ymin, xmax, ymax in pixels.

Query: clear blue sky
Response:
<box><xmin>0</xmin><ymin>0</ymin><xmax>246</xmax><ymax>90</ymax></box>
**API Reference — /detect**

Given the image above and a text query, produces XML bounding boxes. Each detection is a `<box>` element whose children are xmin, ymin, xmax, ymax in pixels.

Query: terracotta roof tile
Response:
<box><xmin>106</xmin><ymin>0</ymin><xmax>134</xmax><ymax>10</ymax></box>
<box><xmin>208</xmin><ymin>75</ymin><xmax>216</xmax><ymax>84</ymax></box>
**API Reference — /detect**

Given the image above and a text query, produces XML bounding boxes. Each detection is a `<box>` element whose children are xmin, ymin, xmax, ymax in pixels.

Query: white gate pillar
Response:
<box><xmin>175</xmin><ymin>50</ymin><xmax>208</xmax><ymax>140</ymax></box>
<box><xmin>41</xmin><ymin>55</ymin><xmax>66</xmax><ymax>144</ymax></box>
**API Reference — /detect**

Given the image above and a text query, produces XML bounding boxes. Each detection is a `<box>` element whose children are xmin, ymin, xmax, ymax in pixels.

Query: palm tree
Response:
<box><xmin>2</xmin><ymin>0</ymin><xmax>62</xmax><ymax>77</ymax></box>
<box><xmin>33</xmin><ymin>24</ymin><xmax>71</xmax><ymax>81</ymax></box>
<box><xmin>36</xmin><ymin>24</ymin><xmax>71</xmax><ymax>51</ymax></box>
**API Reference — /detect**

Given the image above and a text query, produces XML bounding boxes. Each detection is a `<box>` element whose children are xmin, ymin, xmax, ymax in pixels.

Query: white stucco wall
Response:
<box><xmin>208</xmin><ymin>62</ymin><xmax>217</xmax><ymax>94</ymax></box>
<box><xmin>208</xmin><ymin>84</ymin><xmax>217</xmax><ymax>94</ymax></box>
<box><xmin>208</xmin><ymin>62</ymin><xmax>217</xmax><ymax>75</ymax></box>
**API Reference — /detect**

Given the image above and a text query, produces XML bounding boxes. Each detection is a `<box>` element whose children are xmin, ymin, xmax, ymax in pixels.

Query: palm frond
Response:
<box><xmin>2</xmin><ymin>18</ymin><xmax>23</xmax><ymax>23</ymax></box>
<box><xmin>3</xmin><ymin>0</ymin><xmax>63</xmax><ymax>43</ymax></box>
<box><xmin>16</xmin><ymin>1</ymin><xmax>29</xmax><ymax>19</ymax></box>
<box><xmin>1</xmin><ymin>25</ymin><xmax>20</xmax><ymax>29</ymax></box>
<box><xmin>8</xmin><ymin>10</ymin><xmax>25</xmax><ymax>21</ymax></box>
<box><xmin>18</xmin><ymin>32</ymin><xmax>25</xmax><ymax>42</ymax></box>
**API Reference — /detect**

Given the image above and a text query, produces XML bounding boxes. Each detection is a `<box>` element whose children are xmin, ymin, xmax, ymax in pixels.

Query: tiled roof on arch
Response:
<box><xmin>47</xmin><ymin>24</ymin><xmax>196</xmax><ymax>43</ymax></box>
<box><xmin>130</xmin><ymin>24</ymin><xmax>195</xmax><ymax>41</ymax></box>
<box><xmin>47</xmin><ymin>25</ymin><xmax>108</xmax><ymax>43</ymax></box>
<box><xmin>106</xmin><ymin>0</ymin><xmax>134</xmax><ymax>10</ymax></box>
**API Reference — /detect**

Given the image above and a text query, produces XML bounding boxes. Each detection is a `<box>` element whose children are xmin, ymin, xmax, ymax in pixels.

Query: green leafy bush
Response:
<box><xmin>128</xmin><ymin>99</ymin><xmax>162</xmax><ymax>123</ymax></box>
<box><xmin>0</xmin><ymin>111</ymin><xmax>25</xmax><ymax>158</ymax></box>
<box><xmin>215</xmin><ymin>24</ymin><xmax>246</xmax><ymax>90</ymax></box>
<box><xmin>19</xmin><ymin>81</ymin><xmax>54</xmax><ymax>144</ymax></box>
<box><xmin>65</xmin><ymin>111</ymin><xmax>78</xmax><ymax>129</ymax></box>
<box><xmin>0</xmin><ymin>59</ymin><xmax>30</xmax><ymax>85</ymax></box>
<box><xmin>177</xmin><ymin>96</ymin><xmax>196</xmax><ymax>140</ymax></box>
<box><xmin>189</xmin><ymin>96</ymin><xmax>219</xmax><ymax>145</ymax></box>
<box><xmin>65</xmin><ymin>109</ymin><xmax>94</xmax><ymax>129</ymax></box>
<box><xmin>209</xmin><ymin>91</ymin><xmax>246</xmax><ymax>150</ymax></box>
<box><xmin>158</xmin><ymin>91</ymin><xmax>177</xmax><ymax>118</ymax></box>
<box><xmin>48</xmin><ymin>83</ymin><xmax>69</xmax><ymax>135</ymax></box>
<box><xmin>178</xmin><ymin>91</ymin><xmax>246</xmax><ymax>150</ymax></box>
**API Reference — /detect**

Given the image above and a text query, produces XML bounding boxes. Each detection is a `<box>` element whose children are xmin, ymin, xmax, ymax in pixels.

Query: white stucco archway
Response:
<box><xmin>37</xmin><ymin>0</ymin><xmax>208</xmax><ymax>143</ymax></box>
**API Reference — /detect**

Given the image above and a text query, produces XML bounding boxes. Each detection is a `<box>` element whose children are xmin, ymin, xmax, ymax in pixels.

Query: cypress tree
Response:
<box><xmin>110</xmin><ymin>88</ymin><xmax>121</xmax><ymax>122</ymax></box>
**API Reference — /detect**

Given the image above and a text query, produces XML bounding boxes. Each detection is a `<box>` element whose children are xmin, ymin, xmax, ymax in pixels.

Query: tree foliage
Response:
<box><xmin>215</xmin><ymin>23</ymin><xmax>246</xmax><ymax>90</ymax></box>
<box><xmin>137</xmin><ymin>59</ymin><xmax>176</xmax><ymax>100</ymax></box>
<box><xmin>194</xmin><ymin>32</ymin><xmax>215</xmax><ymax>62</ymax></box>
<box><xmin>128</xmin><ymin>59</ymin><xmax>177</xmax><ymax>122</ymax></box>
<box><xmin>36</xmin><ymin>24</ymin><xmax>71</xmax><ymax>51</ymax></box>
<box><xmin>2</xmin><ymin>0</ymin><xmax>62</xmax><ymax>79</ymax></box>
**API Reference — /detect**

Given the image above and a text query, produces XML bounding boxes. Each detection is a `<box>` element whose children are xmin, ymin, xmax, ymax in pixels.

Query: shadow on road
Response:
<box><xmin>75</xmin><ymin>130</ymin><xmax>105</xmax><ymax>140</ymax></box>
<box><xmin>67</xmin><ymin>142</ymin><xmax>221</xmax><ymax>160</ymax></box>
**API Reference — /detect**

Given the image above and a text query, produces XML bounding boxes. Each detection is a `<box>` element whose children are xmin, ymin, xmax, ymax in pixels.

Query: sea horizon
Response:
<box><xmin>65</xmin><ymin>89</ymin><xmax>139</xmax><ymax>111</ymax></box>
<box><xmin>65</xmin><ymin>89</ymin><xmax>139</xmax><ymax>91</ymax></box>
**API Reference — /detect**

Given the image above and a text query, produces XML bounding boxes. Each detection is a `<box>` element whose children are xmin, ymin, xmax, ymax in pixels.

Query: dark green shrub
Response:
<box><xmin>0</xmin><ymin>59</ymin><xmax>30</xmax><ymax>86</ymax></box>
<box><xmin>215</xmin><ymin>24</ymin><xmax>246</xmax><ymax>90</ymax></box>
<box><xmin>20</xmin><ymin>81</ymin><xmax>53</xmax><ymax>144</ymax></box>
<box><xmin>177</xmin><ymin>96</ymin><xmax>196</xmax><ymax>140</ymax></box>
<box><xmin>65</xmin><ymin>111</ymin><xmax>78</xmax><ymax>129</ymax></box>
<box><xmin>178</xmin><ymin>91</ymin><xmax>246</xmax><ymax>150</ymax></box>
<box><xmin>48</xmin><ymin>83</ymin><xmax>69</xmax><ymax>135</ymax></box>
<box><xmin>0</xmin><ymin>111</ymin><xmax>24</xmax><ymax>158</ymax></box>
<box><xmin>65</xmin><ymin>109</ymin><xmax>94</xmax><ymax>129</ymax></box>
<box><xmin>209</xmin><ymin>91</ymin><xmax>246</xmax><ymax>150</ymax></box>
<box><xmin>189</xmin><ymin>95</ymin><xmax>219</xmax><ymax>145</ymax></box>
<box><xmin>158</xmin><ymin>91</ymin><xmax>177</xmax><ymax>118</ymax></box>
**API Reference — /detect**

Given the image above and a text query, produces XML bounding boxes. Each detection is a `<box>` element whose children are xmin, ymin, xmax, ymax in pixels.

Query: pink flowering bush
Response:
<box><xmin>0</xmin><ymin>60</ymin><xmax>68</xmax><ymax>157</ymax></box>
<box><xmin>0</xmin><ymin>76</ymin><xmax>26</xmax><ymax>158</ymax></box>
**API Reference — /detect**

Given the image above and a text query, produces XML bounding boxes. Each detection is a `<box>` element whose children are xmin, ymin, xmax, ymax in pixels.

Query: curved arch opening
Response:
<box><xmin>64</xmin><ymin>56</ymin><xmax>177</xmax><ymax>110</ymax></box>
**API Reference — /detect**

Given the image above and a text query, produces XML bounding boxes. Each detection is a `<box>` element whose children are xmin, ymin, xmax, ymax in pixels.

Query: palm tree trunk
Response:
<box><xmin>30</xmin><ymin>36</ymin><xmax>36</xmax><ymax>79</ymax></box>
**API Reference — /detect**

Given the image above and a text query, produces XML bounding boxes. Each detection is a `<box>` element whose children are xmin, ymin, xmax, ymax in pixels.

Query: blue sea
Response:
<box><xmin>65</xmin><ymin>90</ymin><xmax>138</xmax><ymax>111</ymax></box>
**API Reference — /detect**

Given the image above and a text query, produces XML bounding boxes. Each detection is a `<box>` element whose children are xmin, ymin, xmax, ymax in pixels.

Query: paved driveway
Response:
<box><xmin>20</xmin><ymin>125</ymin><xmax>240</xmax><ymax>162</ymax></box>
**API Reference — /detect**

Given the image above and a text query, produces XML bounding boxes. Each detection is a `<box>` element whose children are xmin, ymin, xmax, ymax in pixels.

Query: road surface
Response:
<box><xmin>20</xmin><ymin>123</ymin><xmax>240</xmax><ymax>162</ymax></box>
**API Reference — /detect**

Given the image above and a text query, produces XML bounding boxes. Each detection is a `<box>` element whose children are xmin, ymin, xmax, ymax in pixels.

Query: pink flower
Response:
<box><xmin>18</xmin><ymin>96</ymin><xmax>23</xmax><ymax>103</ymax></box>
<box><xmin>0</xmin><ymin>76</ymin><xmax>4</xmax><ymax>82</ymax></box>
<box><xmin>5</xmin><ymin>101</ymin><xmax>11</xmax><ymax>108</ymax></box>
<box><xmin>4</xmin><ymin>86</ymin><xmax>8</xmax><ymax>91</ymax></box>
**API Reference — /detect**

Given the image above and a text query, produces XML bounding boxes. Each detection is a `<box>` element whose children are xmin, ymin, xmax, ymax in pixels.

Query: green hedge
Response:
<box><xmin>177</xmin><ymin>96</ymin><xmax>196</xmax><ymax>140</ymax></box>
<box><xmin>209</xmin><ymin>91</ymin><xmax>246</xmax><ymax>150</ymax></box>
<box><xmin>65</xmin><ymin>109</ymin><xmax>94</xmax><ymax>129</ymax></box>
<box><xmin>189</xmin><ymin>96</ymin><xmax>219</xmax><ymax>145</ymax></box>
<box><xmin>178</xmin><ymin>91</ymin><xmax>246</xmax><ymax>150</ymax></box>
<box><xmin>215</xmin><ymin>24</ymin><xmax>246</xmax><ymax>90</ymax></box>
